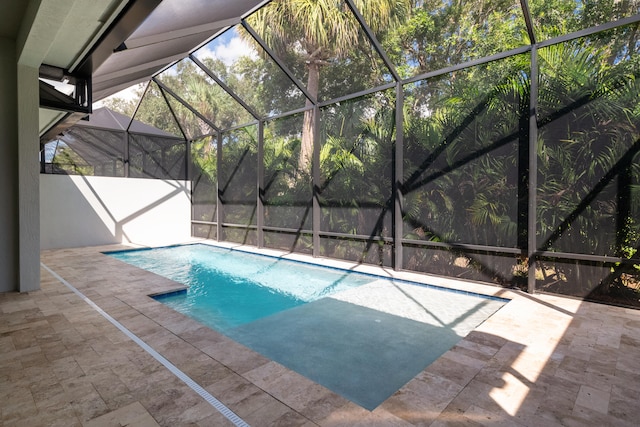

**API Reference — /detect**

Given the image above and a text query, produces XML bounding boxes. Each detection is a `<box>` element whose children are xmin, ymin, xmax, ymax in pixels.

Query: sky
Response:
<box><xmin>194</xmin><ymin>28</ymin><xmax>258</xmax><ymax>65</ymax></box>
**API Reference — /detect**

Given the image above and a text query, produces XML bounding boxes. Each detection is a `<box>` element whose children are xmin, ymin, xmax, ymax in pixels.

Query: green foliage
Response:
<box><xmin>50</xmin><ymin>142</ymin><xmax>93</xmax><ymax>175</ymax></box>
<box><xmin>534</xmin><ymin>25</ymin><xmax>640</xmax><ymax>297</ymax></box>
<box><xmin>402</xmin><ymin>55</ymin><xmax>528</xmax><ymax>248</ymax></box>
<box><xmin>159</xmin><ymin>59</ymin><xmax>256</xmax><ymax>134</ymax></box>
<box><xmin>381</xmin><ymin>0</ymin><xmax>528</xmax><ymax>78</ymax></box>
<box><xmin>316</xmin><ymin>90</ymin><xmax>395</xmax><ymax>237</ymax></box>
<box><xmin>245</xmin><ymin>0</ymin><xmax>409</xmax><ymax>100</ymax></box>
<box><xmin>100</xmin><ymin>88</ymin><xmax>140</xmax><ymax>117</ymax></box>
<box><xmin>219</xmin><ymin>126</ymin><xmax>259</xmax><ymax>225</ymax></box>
<box><xmin>191</xmin><ymin>137</ymin><xmax>217</xmax><ymax>182</ymax></box>
<box><xmin>94</xmin><ymin>0</ymin><xmax>640</xmax><ymax>300</ymax></box>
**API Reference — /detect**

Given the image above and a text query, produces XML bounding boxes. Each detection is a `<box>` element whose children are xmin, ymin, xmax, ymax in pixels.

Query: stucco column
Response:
<box><xmin>0</xmin><ymin>38</ymin><xmax>18</xmax><ymax>292</ymax></box>
<box><xmin>17</xmin><ymin>64</ymin><xmax>40</xmax><ymax>292</ymax></box>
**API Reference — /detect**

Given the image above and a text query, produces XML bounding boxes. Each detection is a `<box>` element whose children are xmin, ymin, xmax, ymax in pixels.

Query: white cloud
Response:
<box><xmin>195</xmin><ymin>36</ymin><xmax>258</xmax><ymax>66</ymax></box>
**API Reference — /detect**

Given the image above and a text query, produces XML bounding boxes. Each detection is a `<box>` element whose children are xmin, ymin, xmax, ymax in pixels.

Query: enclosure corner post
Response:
<box><xmin>312</xmin><ymin>105</ymin><xmax>321</xmax><ymax>257</ymax></box>
<box><xmin>216</xmin><ymin>130</ymin><xmax>223</xmax><ymax>242</ymax></box>
<box><xmin>394</xmin><ymin>82</ymin><xmax>404</xmax><ymax>271</ymax></box>
<box><xmin>257</xmin><ymin>121</ymin><xmax>265</xmax><ymax>248</ymax></box>
<box><xmin>527</xmin><ymin>46</ymin><xmax>539</xmax><ymax>294</ymax></box>
<box><xmin>124</xmin><ymin>132</ymin><xmax>130</xmax><ymax>178</ymax></box>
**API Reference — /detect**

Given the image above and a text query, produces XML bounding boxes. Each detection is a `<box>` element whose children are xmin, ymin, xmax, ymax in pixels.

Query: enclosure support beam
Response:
<box><xmin>190</xmin><ymin>54</ymin><xmax>261</xmax><ymax>121</ymax></box>
<box><xmin>312</xmin><ymin>105</ymin><xmax>321</xmax><ymax>257</ymax></box>
<box><xmin>39</xmin><ymin>142</ymin><xmax>45</xmax><ymax>173</ymax></box>
<box><xmin>154</xmin><ymin>78</ymin><xmax>219</xmax><ymax>132</ymax></box>
<box><xmin>519</xmin><ymin>0</ymin><xmax>537</xmax><ymax>45</ymax></box>
<box><xmin>126</xmin><ymin>81</ymin><xmax>151</xmax><ymax>132</ymax></box>
<box><xmin>616</xmin><ymin>163</ymin><xmax>633</xmax><ymax>259</ymax></box>
<box><xmin>241</xmin><ymin>20</ymin><xmax>315</xmax><ymax>104</ymax></box>
<box><xmin>257</xmin><ymin>121</ymin><xmax>265</xmax><ymax>248</ymax></box>
<box><xmin>185</xmin><ymin>138</ymin><xmax>192</xmax><ymax>184</ymax></box>
<box><xmin>394</xmin><ymin>83</ymin><xmax>404</xmax><ymax>270</ymax></box>
<box><xmin>527</xmin><ymin>46</ymin><xmax>539</xmax><ymax>294</ymax></box>
<box><xmin>156</xmin><ymin>80</ymin><xmax>188</xmax><ymax>142</ymax></box>
<box><xmin>123</xmin><ymin>132</ymin><xmax>129</xmax><ymax>178</ymax></box>
<box><xmin>344</xmin><ymin>0</ymin><xmax>401</xmax><ymax>82</ymax></box>
<box><xmin>216</xmin><ymin>130</ymin><xmax>223</xmax><ymax>241</ymax></box>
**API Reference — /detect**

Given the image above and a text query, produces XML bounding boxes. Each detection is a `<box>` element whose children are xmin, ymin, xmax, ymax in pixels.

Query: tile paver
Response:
<box><xmin>0</xmin><ymin>243</ymin><xmax>637</xmax><ymax>426</ymax></box>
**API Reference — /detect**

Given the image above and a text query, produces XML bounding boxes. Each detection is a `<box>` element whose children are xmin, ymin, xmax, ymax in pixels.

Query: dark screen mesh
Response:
<box><xmin>403</xmin><ymin>245</ymin><xmax>523</xmax><ymax>286</ymax></box>
<box><xmin>534</xmin><ymin>26</ymin><xmax>640</xmax><ymax>302</ymax></box>
<box><xmin>264</xmin><ymin>230</ymin><xmax>313</xmax><ymax>254</ymax></box>
<box><xmin>219</xmin><ymin>126</ymin><xmax>258</xmax><ymax>226</ymax></box>
<box><xmin>537</xmin><ymin>29</ymin><xmax>640</xmax><ymax>258</ymax></box>
<box><xmin>318</xmin><ymin>91</ymin><xmax>395</xmax><ymax>238</ymax></box>
<box><xmin>192</xmin><ymin>224</ymin><xmax>217</xmax><ymax>240</ymax></box>
<box><xmin>536</xmin><ymin>257</ymin><xmax>640</xmax><ymax>304</ymax></box>
<box><xmin>222</xmin><ymin>227</ymin><xmax>257</xmax><ymax>246</ymax></box>
<box><xmin>402</xmin><ymin>56</ymin><xmax>528</xmax><ymax>249</ymax></box>
<box><xmin>44</xmin><ymin>127</ymin><xmax>126</xmax><ymax>176</ymax></box>
<box><xmin>191</xmin><ymin>136</ymin><xmax>217</xmax><ymax>223</ymax></box>
<box><xmin>129</xmin><ymin>133</ymin><xmax>187</xmax><ymax>180</ymax></box>
<box><xmin>263</xmin><ymin>113</ymin><xmax>312</xmax><ymax>231</ymax></box>
<box><xmin>319</xmin><ymin>236</ymin><xmax>392</xmax><ymax>267</ymax></box>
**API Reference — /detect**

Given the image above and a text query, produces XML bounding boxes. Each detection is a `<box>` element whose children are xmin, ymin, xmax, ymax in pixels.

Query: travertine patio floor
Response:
<box><xmin>1</xmin><ymin>243</ymin><xmax>639</xmax><ymax>426</ymax></box>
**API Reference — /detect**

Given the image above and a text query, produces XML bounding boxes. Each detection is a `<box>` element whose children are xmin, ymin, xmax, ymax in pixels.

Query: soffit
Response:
<box><xmin>17</xmin><ymin>0</ymin><xmax>130</xmax><ymax>69</ymax></box>
<box><xmin>92</xmin><ymin>0</ymin><xmax>265</xmax><ymax>101</ymax></box>
<box><xmin>43</xmin><ymin>0</ymin><xmax>127</xmax><ymax>69</ymax></box>
<box><xmin>24</xmin><ymin>0</ymin><xmax>133</xmax><ymax>137</ymax></box>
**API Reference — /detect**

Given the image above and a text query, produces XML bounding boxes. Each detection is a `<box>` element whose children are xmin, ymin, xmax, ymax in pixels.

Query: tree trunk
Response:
<box><xmin>299</xmin><ymin>61</ymin><xmax>320</xmax><ymax>174</ymax></box>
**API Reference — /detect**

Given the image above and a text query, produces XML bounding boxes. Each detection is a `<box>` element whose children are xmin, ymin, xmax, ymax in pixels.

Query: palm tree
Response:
<box><xmin>246</xmin><ymin>0</ymin><xmax>409</xmax><ymax>170</ymax></box>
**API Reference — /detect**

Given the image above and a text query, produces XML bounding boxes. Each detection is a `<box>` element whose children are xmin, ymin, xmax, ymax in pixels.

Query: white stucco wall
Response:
<box><xmin>41</xmin><ymin>175</ymin><xmax>191</xmax><ymax>250</ymax></box>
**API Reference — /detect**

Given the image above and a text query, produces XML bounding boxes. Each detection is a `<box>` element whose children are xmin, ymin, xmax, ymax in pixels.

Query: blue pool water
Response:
<box><xmin>109</xmin><ymin>243</ymin><xmax>508</xmax><ymax>410</ymax></box>
<box><xmin>108</xmin><ymin>244</ymin><xmax>375</xmax><ymax>331</ymax></box>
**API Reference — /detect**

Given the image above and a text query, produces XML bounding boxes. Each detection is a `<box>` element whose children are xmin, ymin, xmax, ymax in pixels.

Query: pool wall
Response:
<box><xmin>41</xmin><ymin>175</ymin><xmax>191</xmax><ymax>250</ymax></box>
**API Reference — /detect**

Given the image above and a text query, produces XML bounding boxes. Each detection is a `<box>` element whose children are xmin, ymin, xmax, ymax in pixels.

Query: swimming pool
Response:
<box><xmin>109</xmin><ymin>244</ymin><xmax>375</xmax><ymax>331</ymax></box>
<box><xmin>109</xmin><ymin>243</ymin><xmax>508</xmax><ymax>410</ymax></box>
